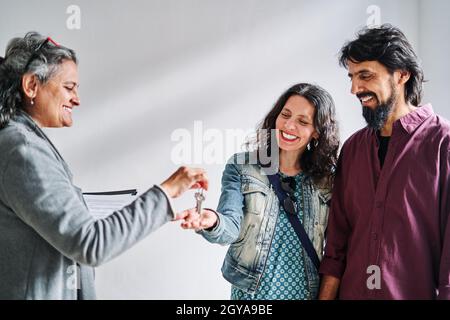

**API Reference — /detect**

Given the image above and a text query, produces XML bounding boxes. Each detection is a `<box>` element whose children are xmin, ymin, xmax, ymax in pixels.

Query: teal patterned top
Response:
<box><xmin>231</xmin><ymin>172</ymin><xmax>311</xmax><ymax>300</ymax></box>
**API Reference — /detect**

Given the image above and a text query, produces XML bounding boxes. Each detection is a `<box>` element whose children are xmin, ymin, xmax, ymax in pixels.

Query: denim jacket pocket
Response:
<box><xmin>242</xmin><ymin>188</ymin><xmax>268</xmax><ymax>215</ymax></box>
<box><xmin>314</xmin><ymin>187</ymin><xmax>331</xmax><ymax>226</ymax></box>
<box><xmin>311</xmin><ymin>187</ymin><xmax>331</xmax><ymax>260</ymax></box>
<box><xmin>229</xmin><ymin>222</ymin><xmax>259</xmax><ymax>270</ymax></box>
<box><xmin>231</xmin><ymin>224</ymin><xmax>255</xmax><ymax>248</ymax></box>
<box><xmin>318</xmin><ymin>201</ymin><xmax>330</xmax><ymax>227</ymax></box>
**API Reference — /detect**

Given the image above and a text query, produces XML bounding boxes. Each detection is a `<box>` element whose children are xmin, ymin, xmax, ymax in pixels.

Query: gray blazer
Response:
<box><xmin>0</xmin><ymin>110</ymin><xmax>174</xmax><ymax>299</ymax></box>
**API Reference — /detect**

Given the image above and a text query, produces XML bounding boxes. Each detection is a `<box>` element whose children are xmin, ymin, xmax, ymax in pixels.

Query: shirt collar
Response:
<box><xmin>396</xmin><ymin>103</ymin><xmax>434</xmax><ymax>134</ymax></box>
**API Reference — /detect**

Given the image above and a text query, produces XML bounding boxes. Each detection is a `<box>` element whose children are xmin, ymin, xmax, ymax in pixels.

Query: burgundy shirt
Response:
<box><xmin>320</xmin><ymin>104</ymin><xmax>450</xmax><ymax>299</ymax></box>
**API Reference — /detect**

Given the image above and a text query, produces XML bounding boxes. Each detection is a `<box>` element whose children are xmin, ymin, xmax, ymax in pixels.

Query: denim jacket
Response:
<box><xmin>199</xmin><ymin>152</ymin><xmax>332</xmax><ymax>297</ymax></box>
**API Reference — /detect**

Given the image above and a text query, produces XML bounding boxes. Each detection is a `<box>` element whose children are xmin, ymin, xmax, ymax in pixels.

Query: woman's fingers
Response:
<box><xmin>178</xmin><ymin>209</ymin><xmax>218</xmax><ymax>230</ymax></box>
<box><xmin>181</xmin><ymin>220</ymin><xmax>201</xmax><ymax>230</ymax></box>
<box><xmin>175</xmin><ymin>208</ymin><xmax>199</xmax><ymax>222</ymax></box>
<box><xmin>193</xmin><ymin>170</ymin><xmax>209</xmax><ymax>191</ymax></box>
<box><xmin>188</xmin><ymin>170</ymin><xmax>208</xmax><ymax>191</ymax></box>
<box><xmin>161</xmin><ymin>167</ymin><xmax>209</xmax><ymax>198</ymax></box>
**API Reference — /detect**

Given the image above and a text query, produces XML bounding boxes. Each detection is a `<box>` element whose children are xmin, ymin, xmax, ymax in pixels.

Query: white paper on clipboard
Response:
<box><xmin>83</xmin><ymin>189</ymin><xmax>138</xmax><ymax>220</ymax></box>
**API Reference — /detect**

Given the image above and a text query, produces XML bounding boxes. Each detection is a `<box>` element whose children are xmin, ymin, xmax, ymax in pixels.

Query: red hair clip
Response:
<box><xmin>47</xmin><ymin>37</ymin><xmax>60</xmax><ymax>47</ymax></box>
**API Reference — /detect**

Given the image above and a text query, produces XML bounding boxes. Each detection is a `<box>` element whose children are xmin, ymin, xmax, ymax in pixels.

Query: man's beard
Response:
<box><xmin>361</xmin><ymin>84</ymin><xmax>397</xmax><ymax>130</ymax></box>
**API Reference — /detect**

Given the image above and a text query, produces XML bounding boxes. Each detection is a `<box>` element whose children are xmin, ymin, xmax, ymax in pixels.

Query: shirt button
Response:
<box><xmin>375</xmin><ymin>201</ymin><xmax>383</xmax><ymax>208</ymax></box>
<box><xmin>372</xmin><ymin>232</ymin><xmax>378</xmax><ymax>240</ymax></box>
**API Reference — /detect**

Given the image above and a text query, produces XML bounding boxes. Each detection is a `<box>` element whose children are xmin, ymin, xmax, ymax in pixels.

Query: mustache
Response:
<box><xmin>356</xmin><ymin>92</ymin><xmax>377</xmax><ymax>100</ymax></box>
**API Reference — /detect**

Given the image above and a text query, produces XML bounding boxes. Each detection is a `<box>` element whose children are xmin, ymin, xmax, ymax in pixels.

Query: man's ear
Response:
<box><xmin>22</xmin><ymin>73</ymin><xmax>39</xmax><ymax>100</ymax></box>
<box><xmin>398</xmin><ymin>70</ymin><xmax>411</xmax><ymax>85</ymax></box>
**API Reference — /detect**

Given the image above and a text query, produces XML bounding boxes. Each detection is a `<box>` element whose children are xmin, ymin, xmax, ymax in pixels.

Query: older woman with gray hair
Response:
<box><xmin>0</xmin><ymin>32</ymin><xmax>208</xmax><ymax>299</ymax></box>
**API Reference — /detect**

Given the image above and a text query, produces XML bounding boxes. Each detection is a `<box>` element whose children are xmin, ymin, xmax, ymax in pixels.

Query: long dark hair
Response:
<box><xmin>255</xmin><ymin>83</ymin><xmax>339</xmax><ymax>184</ymax></box>
<box><xmin>339</xmin><ymin>24</ymin><xmax>424</xmax><ymax>106</ymax></box>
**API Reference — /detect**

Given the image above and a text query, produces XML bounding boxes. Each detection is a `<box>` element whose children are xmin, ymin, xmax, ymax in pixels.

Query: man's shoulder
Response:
<box><xmin>430</xmin><ymin>113</ymin><xmax>450</xmax><ymax>134</ymax></box>
<box><xmin>430</xmin><ymin>114</ymin><xmax>450</xmax><ymax>154</ymax></box>
<box><xmin>342</xmin><ymin>126</ymin><xmax>372</xmax><ymax>149</ymax></box>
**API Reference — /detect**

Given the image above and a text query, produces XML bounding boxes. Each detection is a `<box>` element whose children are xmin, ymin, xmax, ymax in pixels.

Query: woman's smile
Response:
<box><xmin>280</xmin><ymin>130</ymin><xmax>300</xmax><ymax>142</ymax></box>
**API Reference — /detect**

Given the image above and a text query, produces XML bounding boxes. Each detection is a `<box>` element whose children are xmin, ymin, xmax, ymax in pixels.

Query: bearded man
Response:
<box><xmin>319</xmin><ymin>24</ymin><xmax>450</xmax><ymax>300</ymax></box>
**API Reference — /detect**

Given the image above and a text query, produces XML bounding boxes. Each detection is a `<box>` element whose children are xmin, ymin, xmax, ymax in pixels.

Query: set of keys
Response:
<box><xmin>194</xmin><ymin>189</ymin><xmax>205</xmax><ymax>215</ymax></box>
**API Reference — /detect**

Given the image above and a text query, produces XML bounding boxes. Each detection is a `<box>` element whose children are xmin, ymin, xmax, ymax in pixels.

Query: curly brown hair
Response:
<box><xmin>254</xmin><ymin>83</ymin><xmax>340</xmax><ymax>184</ymax></box>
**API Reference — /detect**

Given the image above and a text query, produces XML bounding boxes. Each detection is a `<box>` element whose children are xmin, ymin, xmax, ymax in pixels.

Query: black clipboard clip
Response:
<box><xmin>83</xmin><ymin>189</ymin><xmax>138</xmax><ymax>196</ymax></box>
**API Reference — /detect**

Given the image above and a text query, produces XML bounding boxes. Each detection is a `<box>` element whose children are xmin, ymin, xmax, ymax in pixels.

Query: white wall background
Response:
<box><xmin>0</xmin><ymin>0</ymin><xmax>448</xmax><ymax>299</ymax></box>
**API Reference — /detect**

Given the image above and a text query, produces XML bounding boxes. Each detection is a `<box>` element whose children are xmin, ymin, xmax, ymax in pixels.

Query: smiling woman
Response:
<box><xmin>23</xmin><ymin>59</ymin><xmax>80</xmax><ymax>127</ymax></box>
<box><xmin>179</xmin><ymin>83</ymin><xmax>340</xmax><ymax>300</ymax></box>
<box><xmin>0</xmin><ymin>32</ymin><xmax>209</xmax><ymax>300</ymax></box>
<box><xmin>0</xmin><ymin>33</ymin><xmax>78</xmax><ymax>129</ymax></box>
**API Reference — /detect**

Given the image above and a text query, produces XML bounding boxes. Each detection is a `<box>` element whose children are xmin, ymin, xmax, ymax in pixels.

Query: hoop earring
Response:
<box><xmin>314</xmin><ymin>139</ymin><xmax>319</xmax><ymax>148</ymax></box>
<box><xmin>30</xmin><ymin>98</ymin><xmax>35</xmax><ymax>105</ymax></box>
<box><xmin>307</xmin><ymin>142</ymin><xmax>311</xmax><ymax>151</ymax></box>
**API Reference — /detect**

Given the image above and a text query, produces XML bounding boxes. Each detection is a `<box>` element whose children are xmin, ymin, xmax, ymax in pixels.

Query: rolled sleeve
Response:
<box><xmin>319</xmin><ymin>149</ymin><xmax>350</xmax><ymax>280</ymax></box>
<box><xmin>319</xmin><ymin>256</ymin><xmax>347</xmax><ymax>279</ymax></box>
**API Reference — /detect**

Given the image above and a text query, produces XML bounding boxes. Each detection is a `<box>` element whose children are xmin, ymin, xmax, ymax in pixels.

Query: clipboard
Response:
<box><xmin>82</xmin><ymin>189</ymin><xmax>138</xmax><ymax>219</ymax></box>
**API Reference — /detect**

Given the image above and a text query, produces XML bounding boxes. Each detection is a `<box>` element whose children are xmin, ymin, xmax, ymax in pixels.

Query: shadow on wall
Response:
<box><xmin>51</xmin><ymin>0</ymin><xmax>351</xmax><ymax>175</ymax></box>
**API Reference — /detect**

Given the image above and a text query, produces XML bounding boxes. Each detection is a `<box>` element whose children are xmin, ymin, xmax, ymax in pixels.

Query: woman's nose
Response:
<box><xmin>71</xmin><ymin>94</ymin><xmax>80</xmax><ymax>106</ymax></box>
<box><xmin>284</xmin><ymin>118</ymin><xmax>296</xmax><ymax>130</ymax></box>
